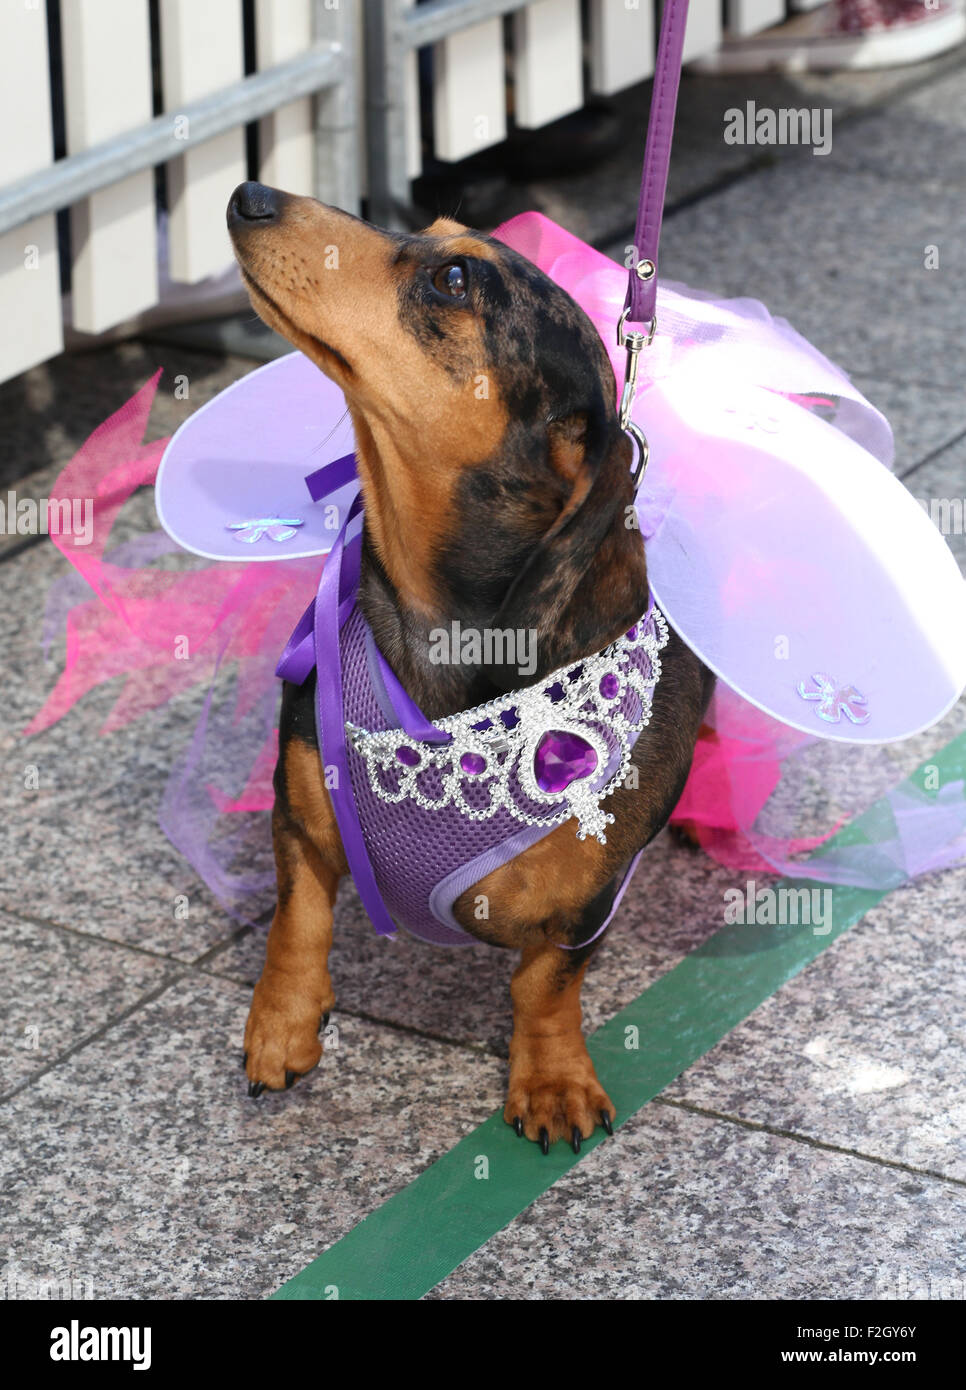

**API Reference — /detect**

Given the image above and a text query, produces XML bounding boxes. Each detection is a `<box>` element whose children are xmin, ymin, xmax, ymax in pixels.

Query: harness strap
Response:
<box><xmin>275</xmin><ymin>454</ymin><xmax>396</xmax><ymax>935</ymax></box>
<box><xmin>313</xmin><ymin>491</ymin><xmax>401</xmax><ymax>937</ymax></box>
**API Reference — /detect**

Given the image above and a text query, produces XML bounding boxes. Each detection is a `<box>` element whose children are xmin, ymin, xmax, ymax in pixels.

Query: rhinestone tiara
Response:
<box><xmin>347</xmin><ymin>606</ymin><xmax>668</xmax><ymax>844</ymax></box>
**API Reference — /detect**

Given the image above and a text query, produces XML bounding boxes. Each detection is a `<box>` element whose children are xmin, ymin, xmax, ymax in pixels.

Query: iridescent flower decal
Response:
<box><xmin>797</xmin><ymin>673</ymin><xmax>870</xmax><ymax>725</ymax></box>
<box><xmin>226</xmin><ymin>516</ymin><xmax>305</xmax><ymax>544</ymax></box>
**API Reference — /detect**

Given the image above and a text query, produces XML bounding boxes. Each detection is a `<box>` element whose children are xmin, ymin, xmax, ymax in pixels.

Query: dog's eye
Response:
<box><xmin>433</xmin><ymin>263</ymin><xmax>467</xmax><ymax>298</ymax></box>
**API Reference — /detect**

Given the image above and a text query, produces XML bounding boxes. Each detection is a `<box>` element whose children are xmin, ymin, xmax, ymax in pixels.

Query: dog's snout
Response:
<box><xmin>229</xmin><ymin>181</ymin><xmax>281</xmax><ymax>225</ymax></box>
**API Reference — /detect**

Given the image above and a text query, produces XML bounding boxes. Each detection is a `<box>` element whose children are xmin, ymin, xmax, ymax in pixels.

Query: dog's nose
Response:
<box><xmin>229</xmin><ymin>181</ymin><xmax>281</xmax><ymax>223</ymax></box>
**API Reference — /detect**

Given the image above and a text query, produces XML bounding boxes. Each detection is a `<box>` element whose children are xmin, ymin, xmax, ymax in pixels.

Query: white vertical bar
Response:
<box><xmin>61</xmin><ymin>0</ymin><xmax>157</xmax><ymax>334</ymax></box>
<box><xmin>313</xmin><ymin>0</ymin><xmax>360</xmax><ymax>212</ymax></box>
<box><xmin>256</xmin><ymin>0</ymin><xmax>313</xmax><ymax>194</ymax></box>
<box><xmin>159</xmin><ymin>0</ymin><xmax>246</xmax><ymax>283</ymax></box>
<box><xmin>402</xmin><ymin>0</ymin><xmax>422</xmax><ymax>180</ymax></box>
<box><xmin>433</xmin><ymin>17</ymin><xmax>506</xmax><ymax>163</ymax></box>
<box><xmin>513</xmin><ymin>0</ymin><xmax>582</xmax><ymax>130</ymax></box>
<box><xmin>0</xmin><ymin>0</ymin><xmax>62</xmax><ymax>382</ymax></box>
<box><xmin>727</xmin><ymin>0</ymin><xmax>785</xmax><ymax>36</ymax></box>
<box><xmin>682</xmin><ymin>0</ymin><xmax>723</xmax><ymax>62</ymax></box>
<box><xmin>354</xmin><ymin>4</ymin><xmax>371</xmax><ymax>197</ymax></box>
<box><xmin>588</xmin><ymin>0</ymin><xmax>655</xmax><ymax>97</ymax></box>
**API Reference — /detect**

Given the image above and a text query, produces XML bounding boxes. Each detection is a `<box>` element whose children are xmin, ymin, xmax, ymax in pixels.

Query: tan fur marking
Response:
<box><xmin>282</xmin><ymin>739</ymin><xmax>347</xmax><ymax>873</ymax></box>
<box><xmin>504</xmin><ymin>943</ymin><xmax>616</xmax><ymax>1143</ymax></box>
<box><xmin>457</xmin><ymin>820</ymin><xmax>610</xmax><ymax>940</ymax></box>
<box><xmin>234</xmin><ymin>198</ymin><xmax>507</xmax><ymax>615</ymax></box>
<box><xmin>243</xmin><ymin>808</ymin><xmax>339</xmax><ymax>1090</ymax></box>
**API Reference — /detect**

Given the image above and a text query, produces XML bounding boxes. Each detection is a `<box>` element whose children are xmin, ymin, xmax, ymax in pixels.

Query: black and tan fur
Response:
<box><xmin>228</xmin><ymin>181</ymin><xmax>713</xmax><ymax>1151</ymax></box>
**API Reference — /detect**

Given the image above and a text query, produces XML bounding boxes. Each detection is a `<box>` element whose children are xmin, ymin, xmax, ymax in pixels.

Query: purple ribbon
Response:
<box><xmin>276</xmin><ymin>454</ymin><xmax>454</xmax><ymax>938</ymax></box>
<box><xmin>305</xmin><ymin>452</ymin><xmax>359</xmax><ymax>500</ymax></box>
<box><xmin>311</xmin><ymin>492</ymin><xmax>400</xmax><ymax>936</ymax></box>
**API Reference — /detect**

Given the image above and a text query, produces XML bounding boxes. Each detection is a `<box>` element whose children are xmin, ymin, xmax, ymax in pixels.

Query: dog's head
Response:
<box><xmin>228</xmin><ymin>182</ymin><xmax>646</xmax><ymax>685</ymax></box>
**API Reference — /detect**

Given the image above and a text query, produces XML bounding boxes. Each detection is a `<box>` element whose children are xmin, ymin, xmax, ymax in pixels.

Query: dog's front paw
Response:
<box><xmin>243</xmin><ymin>972</ymin><xmax>329</xmax><ymax>1097</ymax></box>
<box><xmin>504</xmin><ymin>1034</ymin><xmax>615</xmax><ymax>1153</ymax></box>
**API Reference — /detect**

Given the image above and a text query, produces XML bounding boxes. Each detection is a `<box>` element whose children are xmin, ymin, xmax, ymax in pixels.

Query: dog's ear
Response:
<box><xmin>536</xmin><ymin>408</ymin><xmax>611</xmax><ymax>551</ymax></box>
<box><xmin>488</xmin><ymin>404</ymin><xmax>648</xmax><ymax>687</ymax></box>
<box><xmin>547</xmin><ymin>411</ymin><xmax>595</xmax><ymax>489</ymax></box>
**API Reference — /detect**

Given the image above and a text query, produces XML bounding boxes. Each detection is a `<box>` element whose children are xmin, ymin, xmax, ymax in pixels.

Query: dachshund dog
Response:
<box><xmin>228</xmin><ymin>181</ymin><xmax>713</xmax><ymax>1151</ymax></box>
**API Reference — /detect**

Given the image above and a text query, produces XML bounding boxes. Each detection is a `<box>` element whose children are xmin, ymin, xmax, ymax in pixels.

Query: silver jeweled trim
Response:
<box><xmin>346</xmin><ymin>607</ymin><xmax>668</xmax><ymax>844</ymax></box>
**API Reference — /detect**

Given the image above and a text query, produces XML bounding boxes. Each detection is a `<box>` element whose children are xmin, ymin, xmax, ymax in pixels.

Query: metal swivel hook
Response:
<box><xmin>617</xmin><ymin>305</ymin><xmax>656</xmax><ymax>486</ymax></box>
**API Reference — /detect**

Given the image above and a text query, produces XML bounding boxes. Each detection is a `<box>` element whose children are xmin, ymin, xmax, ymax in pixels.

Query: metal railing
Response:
<box><xmin>363</xmin><ymin>0</ymin><xmax>759</xmax><ymax>229</ymax></box>
<box><xmin>0</xmin><ymin>0</ymin><xmax>360</xmax><ymax>384</ymax></box>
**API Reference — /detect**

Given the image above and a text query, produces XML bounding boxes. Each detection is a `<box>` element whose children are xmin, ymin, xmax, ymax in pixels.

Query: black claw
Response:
<box><xmin>512</xmin><ymin>1116</ymin><xmax>523</xmax><ymax>1137</ymax></box>
<box><xmin>571</xmin><ymin>1126</ymin><xmax>581</xmax><ymax>1154</ymax></box>
<box><xmin>319</xmin><ymin>1011</ymin><xmax>330</xmax><ymax>1033</ymax></box>
<box><xmin>539</xmin><ymin>1127</ymin><xmax>550</xmax><ymax>1156</ymax></box>
<box><xmin>285</xmin><ymin>1070</ymin><xmax>298</xmax><ymax>1090</ymax></box>
<box><xmin>248</xmin><ymin>1080</ymin><xmax>266</xmax><ymax>1099</ymax></box>
<box><xmin>242</xmin><ymin>1052</ymin><xmax>248</xmax><ymax>1070</ymax></box>
<box><xmin>601</xmin><ymin>1110</ymin><xmax>613</xmax><ymax>1136</ymax></box>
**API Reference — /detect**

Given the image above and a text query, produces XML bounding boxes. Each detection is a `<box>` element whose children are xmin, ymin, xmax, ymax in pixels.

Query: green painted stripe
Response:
<box><xmin>272</xmin><ymin>731</ymin><xmax>966</xmax><ymax>1302</ymax></box>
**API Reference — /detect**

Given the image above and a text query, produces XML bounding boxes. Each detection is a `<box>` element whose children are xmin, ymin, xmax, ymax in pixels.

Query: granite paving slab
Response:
<box><xmin>902</xmin><ymin>433</ymin><xmax>966</xmax><ymax>575</ymax></box>
<box><xmin>832</xmin><ymin>66</ymin><xmax>966</xmax><ymax>189</ymax></box>
<box><xmin>0</xmin><ymin>706</ymin><xmax>239</xmax><ymax>961</ymax></box>
<box><xmin>427</xmin><ymin>1100</ymin><xmax>966</xmax><ymax>1300</ymax></box>
<box><xmin>3</xmin><ymin>526</ymin><xmax>245</xmax><ymax>962</ymax></box>
<box><xmin>754</xmin><ymin>41</ymin><xmax>966</xmax><ymax>116</ymax></box>
<box><xmin>662</xmin><ymin>864</ymin><xmax>966</xmax><ymax>1182</ymax></box>
<box><xmin>0</xmin><ymin>910</ymin><xmax>171</xmax><ymax>1097</ymax></box>
<box><xmin>488</xmin><ymin>55</ymin><xmax>965</xmax><ymax>248</ymax></box>
<box><xmin>0</xmin><ymin>970</ymin><xmax>504</xmax><ymax>1301</ymax></box>
<box><xmin>845</xmin><ymin>375</ymin><xmax>966</xmax><ymax>479</ymax></box>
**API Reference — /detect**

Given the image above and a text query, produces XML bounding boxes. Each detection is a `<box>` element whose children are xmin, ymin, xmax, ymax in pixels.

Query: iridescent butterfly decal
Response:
<box><xmin>226</xmin><ymin>517</ymin><xmax>305</xmax><ymax>544</ymax></box>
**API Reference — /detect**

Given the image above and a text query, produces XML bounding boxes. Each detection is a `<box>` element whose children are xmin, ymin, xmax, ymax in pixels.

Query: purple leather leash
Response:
<box><xmin>619</xmin><ymin>0</ymin><xmax>690</xmax><ymax>486</ymax></box>
<box><xmin>624</xmin><ymin>0</ymin><xmax>690</xmax><ymax>329</ymax></box>
<box><xmin>565</xmin><ymin>0</ymin><xmax>691</xmax><ymax>942</ymax></box>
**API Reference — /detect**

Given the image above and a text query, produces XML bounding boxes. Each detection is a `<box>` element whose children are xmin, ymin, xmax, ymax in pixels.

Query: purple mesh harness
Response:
<box><xmin>276</xmin><ymin>456</ymin><xmax>665</xmax><ymax>947</ymax></box>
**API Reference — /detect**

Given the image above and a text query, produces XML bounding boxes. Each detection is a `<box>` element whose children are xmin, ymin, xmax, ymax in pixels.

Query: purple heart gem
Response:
<box><xmin>534</xmin><ymin>730</ymin><xmax>598</xmax><ymax>794</ymax></box>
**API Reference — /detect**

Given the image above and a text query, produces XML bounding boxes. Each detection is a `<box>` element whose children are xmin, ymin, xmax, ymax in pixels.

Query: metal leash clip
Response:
<box><xmin>617</xmin><ymin>301</ymin><xmax>656</xmax><ymax>488</ymax></box>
